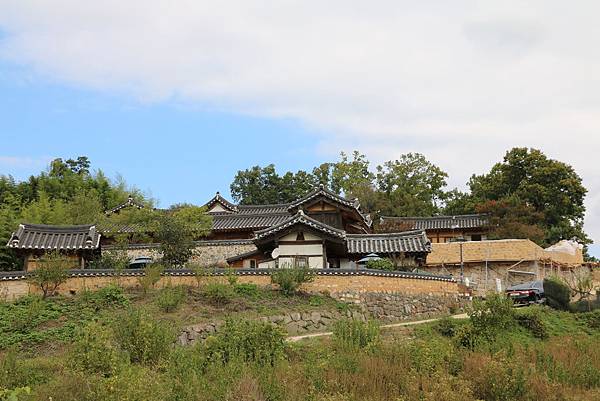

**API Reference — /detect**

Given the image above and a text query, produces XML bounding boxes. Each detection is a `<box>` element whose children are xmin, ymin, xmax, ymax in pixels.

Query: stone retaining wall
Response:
<box><xmin>338</xmin><ymin>291</ymin><xmax>467</xmax><ymax>322</ymax></box>
<box><xmin>177</xmin><ymin>308</ymin><xmax>369</xmax><ymax>346</ymax></box>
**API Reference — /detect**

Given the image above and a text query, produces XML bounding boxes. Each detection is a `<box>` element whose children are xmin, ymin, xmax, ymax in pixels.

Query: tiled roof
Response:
<box><xmin>237</xmin><ymin>204</ymin><xmax>291</xmax><ymax>214</ymax></box>
<box><xmin>105</xmin><ymin>196</ymin><xmax>146</xmax><ymax>215</ymax></box>
<box><xmin>380</xmin><ymin>214</ymin><xmax>489</xmax><ymax>230</ymax></box>
<box><xmin>204</xmin><ymin>192</ymin><xmax>238</xmax><ymax>213</ymax></box>
<box><xmin>288</xmin><ymin>184</ymin><xmax>359</xmax><ymax>211</ymax></box>
<box><xmin>346</xmin><ymin>230</ymin><xmax>431</xmax><ymax>254</ymax></box>
<box><xmin>7</xmin><ymin>224</ymin><xmax>101</xmax><ymax>250</ymax></box>
<box><xmin>255</xmin><ymin>210</ymin><xmax>347</xmax><ymax>241</ymax></box>
<box><xmin>212</xmin><ymin>213</ymin><xmax>291</xmax><ymax>231</ymax></box>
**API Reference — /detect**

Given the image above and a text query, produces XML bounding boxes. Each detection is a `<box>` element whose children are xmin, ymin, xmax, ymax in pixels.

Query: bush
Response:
<box><xmin>332</xmin><ymin>318</ymin><xmax>380</xmax><ymax>351</ymax></box>
<box><xmin>203</xmin><ymin>319</ymin><xmax>285</xmax><ymax>366</ymax></box>
<box><xmin>577</xmin><ymin>309</ymin><xmax>600</xmax><ymax>330</ymax></box>
<box><xmin>544</xmin><ymin>277</ymin><xmax>570</xmax><ymax>311</ymax></box>
<box><xmin>113</xmin><ymin>308</ymin><xmax>174</xmax><ymax>365</ymax></box>
<box><xmin>365</xmin><ymin>258</ymin><xmax>395</xmax><ymax>271</ymax></box>
<box><xmin>69</xmin><ymin>321</ymin><xmax>123</xmax><ymax>377</ymax></box>
<box><xmin>515</xmin><ymin>308</ymin><xmax>548</xmax><ymax>339</ymax></box>
<box><xmin>469</xmin><ymin>293</ymin><xmax>515</xmax><ymax>340</ymax></box>
<box><xmin>233</xmin><ymin>283</ymin><xmax>260</xmax><ymax>299</ymax></box>
<box><xmin>203</xmin><ymin>282</ymin><xmax>235</xmax><ymax>305</ymax></box>
<box><xmin>271</xmin><ymin>267</ymin><xmax>314</xmax><ymax>296</ymax></box>
<box><xmin>137</xmin><ymin>263</ymin><xmax>164</xmax><ymax>295</ymax></box>
<box><xmin>434</xmin><ymin>316</ymin><xmax>458</xmax><ymax>338</ymax></box>
<box><xmin>79</xmin><ymin>285</ymin><xmax>129</xmax><ymax>309</ymax></box>
<box><xmin>156</xmin><ymin>285</ymin><xmax>186</xmax><ymax>313</ymax></box>
<box><xmin>27</xmin><ymin>251</ymin><xmax>70</xmax><ymax>298</ymax></box>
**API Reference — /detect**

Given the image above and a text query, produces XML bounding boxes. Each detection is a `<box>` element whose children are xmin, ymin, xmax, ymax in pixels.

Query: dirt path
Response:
<box><xmin>287</xmin><ymin>313</ymin><xmax>468</xmax><ymax>342</ymax></box>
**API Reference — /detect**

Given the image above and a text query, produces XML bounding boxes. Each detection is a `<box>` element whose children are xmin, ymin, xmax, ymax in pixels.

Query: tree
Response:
<box><xmin>475</xmin><ymin>197</ymin><xmax>545</xmax><ymax>243</ymax></box>
<box><xmin>469</xmin><ymin>148</ymin><xmax>589</xmax><ymax>247</ymax></box>
<box><xmin>152</xmin><ymin>205</ymin><xmax>212</xmax><ymax>268</ymax></box>
<box><xmin>330</xmin><ymin>151</ymin><xmax>375</xmax><ymax>196</ymax></box>
<box><xmin>28</xmin><ymin>251</ymin><xmax>71</xmax><ymax>298</ymax></box>
<box><xmin>230</xmin><ymin>165</ymin><xmax>318</xmax><ymax>204</ymax></box>
<box><xmin>375</xmin><ymin>153</ymin><xmax>449</xmax><ymax>216</ymax></box>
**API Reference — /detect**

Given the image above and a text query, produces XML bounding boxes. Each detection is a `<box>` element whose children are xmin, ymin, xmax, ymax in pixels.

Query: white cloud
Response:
<box><xmin>0</xmin><ymin>0</ymin><xmax>598</xmax><ymax>246</ymax></box>
<box><xmin>0</xmin><ymin>156</ymin><xmax>52</xmax><ymax>169</ymax></box>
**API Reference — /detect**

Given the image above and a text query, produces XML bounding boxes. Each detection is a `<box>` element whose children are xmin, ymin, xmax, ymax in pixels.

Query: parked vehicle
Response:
<box><xmin>506</xmin><ymin>280</ymin><xmax>545</xmax><ymax>305</ymax></box>
<box><xmin>129</xmin><ymin>256</ymin><xmax>153</xmax><ymax>269</ymax></box>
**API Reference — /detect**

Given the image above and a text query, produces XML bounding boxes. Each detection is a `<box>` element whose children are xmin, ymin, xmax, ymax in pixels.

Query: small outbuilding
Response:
<box><xmin>6</xmin><ymin>223</ymin><xmax>101</xmax><ymax>271</ymax></box>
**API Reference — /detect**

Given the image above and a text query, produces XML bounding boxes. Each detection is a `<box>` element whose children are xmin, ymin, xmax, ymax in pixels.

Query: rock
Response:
<box><xmin>177</xmin><ymin>333</ymin><xmax>188</xmax><ymax>346</ymax></box>
<box><xmin>290</xmin><ymin>312</ymin><xmax>301</xmax><ymax>322</ymax></box>
<box><xmin>310</xmin><ymin>312</ymin><xmax>321</xmax><ymax>323</ymax></box>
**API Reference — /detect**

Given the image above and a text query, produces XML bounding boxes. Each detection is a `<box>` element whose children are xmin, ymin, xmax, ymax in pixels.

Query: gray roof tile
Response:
<box><xmin>380</xmin><ymin>214</ymin><xmax>489</xmax><ymax>230</ymax></box>
<box><xmin>7</xmin><ymin>224</ymin><xmax>101</xmax><ymax>250</ymax></box>
<box><xmin>346</xmin><ymin>230</ymin><xmax>431</xmax><ymax>254</ymax></box>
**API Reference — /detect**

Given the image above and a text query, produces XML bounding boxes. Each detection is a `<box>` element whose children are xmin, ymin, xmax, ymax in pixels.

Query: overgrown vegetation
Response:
<box><xmin>270</xmin><ymin>266</ymin><xmax>315</xmax><ymax>295</ymax></box>
<box><xmin>365</xmin><ymin>258</ymin><xmax>395</xmax><ymax>271</ymax></box>
<box><xmin>1</xmin><ymin>285</ymin><xmax>600</xmax><ymax>400</ymax></box>
<box><xmin>27</xmin><ymin>252</ymin><xmax>71</xmax><ymax>299</ymax></box>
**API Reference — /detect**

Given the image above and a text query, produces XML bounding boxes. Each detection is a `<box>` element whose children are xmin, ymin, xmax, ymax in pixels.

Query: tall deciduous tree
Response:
<box><xmin>375</xmin><ymin>153</ymin><xmax>449</xmax><ymax>217</ymax></box>
<box><xmin>468</xmin><ymin>147</ymin><xmax>589</xmax><ymax>246</ymax></box>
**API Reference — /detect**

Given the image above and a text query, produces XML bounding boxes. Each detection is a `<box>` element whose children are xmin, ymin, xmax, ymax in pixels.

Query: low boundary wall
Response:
<box><xmin>0</xmin><ymin>269</ymin><xmax>459</xmax><ymax>302</ymax></box>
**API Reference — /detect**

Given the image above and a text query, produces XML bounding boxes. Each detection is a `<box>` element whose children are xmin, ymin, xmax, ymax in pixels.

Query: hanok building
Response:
<box><xmin>203</xmin><ymin>186</ymin><xmax>432</xmax><ymax>269</ymax></box>
<box><xmin>379</xmin><ymin>214</ymin><xmax>490</xmax><ymax>244</ymax></box>
<box><xmin>6</xmin><ymin>224</ymin><xmax>101</xmax><ymax>270</ymax></box>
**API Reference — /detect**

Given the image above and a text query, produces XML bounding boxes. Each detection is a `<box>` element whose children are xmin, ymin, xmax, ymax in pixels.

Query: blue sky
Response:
<box><xmin>0</xmin><ymin>61</ymin><xmax>327</xmax><ymax>206</ymax></box>
<box><xmin>0</xmin><ymin>1</ymin><xmax>598</xmax><ymax>257</ymax></box>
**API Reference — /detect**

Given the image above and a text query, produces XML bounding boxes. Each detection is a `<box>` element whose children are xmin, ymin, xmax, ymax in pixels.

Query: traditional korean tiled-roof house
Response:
<box><xmin>204</xmin><ymin>185</ymin><xmax>430</xmax><ymax>269</ymax></box>
<box><xmin>100</xmin><ymin>185</ymin><xmax>432</xmax><ymax>269</ymax></box>
<box><xmin>379</xmin><ymin>214</ymin><xmax>490</xmax><ymax>243</ymax></box>
<box><xmin>6</xmin><ymin>224</ymin><xmax>101</xmax><ymax>270</ymax></box>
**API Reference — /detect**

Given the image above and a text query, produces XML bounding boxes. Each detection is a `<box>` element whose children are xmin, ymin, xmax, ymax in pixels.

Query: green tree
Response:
<box><xmin>152</xmin><ymin>205</ymin><xmax>212</xmax><ymax>267</ymax></box>
<box><xmin>230</xmin><ymin>165</ymin><xmax>318</xmax><ymax>204</ymax></box>
<box><xmin>376</xmin><ymin>153</ymin><xmax>449</xmax><ymax>216</ymax></box>
<box><xmin>469</xmin><ymin>148</ymin><xmax>589</xmax><ymax>246</ymax></box>
<box><xmin>475</xmin><ymin>197</ymin><xmax>545</xmax><ymax>244</ymax></box>
<box><xmin>27</xmin><ymin>251</ymin><xmax>72</xmax><ymax>298</ymax></box>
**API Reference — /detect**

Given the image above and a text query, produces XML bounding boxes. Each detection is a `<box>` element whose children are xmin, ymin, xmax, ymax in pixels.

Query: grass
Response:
<box><xmin>1</xmin><ymin>287</ymin><xmax>600</xmax><ymax>400</ymax></box>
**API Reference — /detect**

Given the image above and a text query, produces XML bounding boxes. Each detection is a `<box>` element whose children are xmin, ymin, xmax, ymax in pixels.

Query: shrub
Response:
<box><xmin>544</xmin><ymin>277</ymin><xmax>570</xmax><ymax>311</ymax></box>
<box><xmin>515</xmin><ymin>308</ymin><xmax>548</xmax><ymax>339</ymax></box>
<box><xmin>79</xmin><ymin>285</ymin><xmax>129</xmax><ymax>309</ymax></box>
<box><xmin>309</xmin><ymin>295</ymin><xmax>325</xmax><ymax>307</ymax></box>
<box><xmin>271</xmin><ymin>267</ymin><xmax>314</xmax><ymax>296</ymax></box>
<box><xmin>0</xmin><ymin>387</ymin><xmax>30</xmax><ymax>401</ymax></box>
<box><xmin>454</xmin><ymin>323</ymin><xmax>480</xmax><ymax>349</ymax></box>
<box><xmin>365</xmin><ymin>258</ymin><xmax>395</xmax><ymax>271</ymax></box>
<box><xmin>233</xmin><ymin>283</ymin><xmax>260</xmax><ymax>299</ymax></box>
<box><xmin>469</xmin><ymin>293</ymin><xmax>515</xmax><ymax>340</ymax></box>
<box><xmin>156</xmin><ymin>285</ymin><xmax>186</xmax><ymax>313</ymax></box>
<box><xmin>203</xmin><ymin>319</ymin><xmax>285</xmax><ymax>366</ymax></box>
<box><xmin>332</xmin><ymin>318</ymin><xmax>380</xmax><ymax>351</ymax></box>
<box><xmin>226</xmin><ymin>268</ymin><xmax>239</xmax><ymax>286</ymax></box>
<box><xmin>577</xmin><ymin>309</ymin><xmax>600</xmax><ymax>330</ymax></box>
<box><xmin>87</xmin><ymin>251</ymin><xmax>129</xmax><ymax>271</ymax></box>
<box><xmin>190</xmin><ymin>264</ymin><xmax>213</xmax><ymax>288</ymax></box>
<box><xmin>464</xmin><ymin>354</ymin><xmax>528</xmax><ymax>401</ymax></box>
<box><xmin>27</xmin><ymin>251</ymin><xmax>70</xmax><ymax>298</ymax></box>
<box><xmin>137</xmin><ymin>263</ymin><xmax>164</xmax><ymax>295</ymax></box>
<box><xmin>434</xmin><ymin>316</ymin><xmax>458</xmax><ymax>338</ymax></box>
<box><xmin>69</xmin><ymin>321</ymin><xmax>123</xmax><ymax>377</ymax></box>
<box><xmin>112</xmin><ymin>308</ymin><xmax>174</xmax><ymax>365</ymax></box>
<box><xmin>204</xmin><ymin>282</ymin><xmax>235</xmax><ymax>305</ymax></box>
<box><xmin>7</xmin><ymin>296</ymin><xmax>45</xmax><ymax>334</ymax></box>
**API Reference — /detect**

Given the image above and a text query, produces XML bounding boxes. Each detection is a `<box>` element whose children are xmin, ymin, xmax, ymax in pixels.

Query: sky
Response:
<box><xmin>0</xmin><ymin>1</ymin><xmax>598</xmax><ymax>256</ymax></box>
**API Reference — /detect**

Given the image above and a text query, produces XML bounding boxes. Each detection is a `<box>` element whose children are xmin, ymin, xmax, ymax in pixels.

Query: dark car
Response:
<box><xmin>506</xmin><ymin>280</ymin><xmax>545</xmax><ymax>305</ymax></box>
<box><xmin>129</xmin><ymin>256</ymin><xmax>153</xmax><ymax>269</ymax></box>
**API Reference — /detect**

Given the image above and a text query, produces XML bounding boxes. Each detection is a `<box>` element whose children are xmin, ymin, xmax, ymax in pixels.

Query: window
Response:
<box><xmin>471</xmin><ymin>234</ymin><xmax>482</xmax><ymax>241</ymax></box>
<box><xmin>249</xmin><ymin>259</ymin><xmax>257</xmax><ymax>269</ymax></box>
<box><xmin>294</xmin><ymin>256</ymin><xmax>309</xmax><ymax>268</ymax></box>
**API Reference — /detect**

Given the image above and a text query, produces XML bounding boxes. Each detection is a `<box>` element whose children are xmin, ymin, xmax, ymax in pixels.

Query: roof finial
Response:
<box><xmin>216</xmin><ymin>191</ymin><xmax>220</xmax><ymax>195</ymax></box>
<box><xmin>319</xmin><ymin>183</ymin><xmax>324</xmax><ymax>190</ymax></box>
<box><xmin>298</xmin><ymin>209</ymin><xmax>305</xmax><ymax>216</ymax></box>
